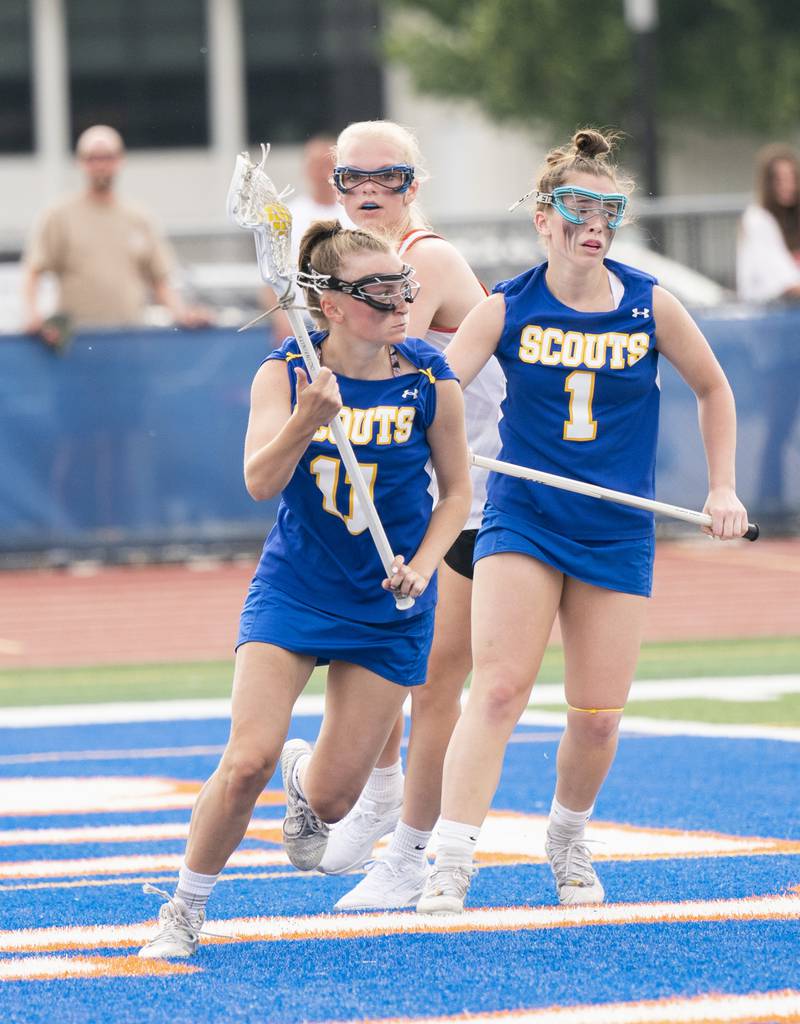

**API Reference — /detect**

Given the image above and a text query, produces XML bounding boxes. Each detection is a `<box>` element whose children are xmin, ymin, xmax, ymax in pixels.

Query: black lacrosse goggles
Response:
<box><xmin>332</xmin><ymin>165</ymin><xmax>415</xmax><ymax>194</ymax></box>
<box><xmin>298</xmin><ymin>264</ymin><xmax>420</xmax><ymax>312</ymax></box>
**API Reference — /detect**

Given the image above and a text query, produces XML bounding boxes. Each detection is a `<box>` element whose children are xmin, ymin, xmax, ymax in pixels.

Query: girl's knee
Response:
<box><xmin>411</xmin><ymin>679</ymin><xmax>462</xmax><ymax>721</ymax></box>
<box><xmin>307</xmin><ymin>787</ymin><xmax>354</xmax><ymax>825</ymax></box>
<box><xmin>567</xmin><ymin>708</ymin><xmax>623</xmax><ymax>745</ymax></box>
<box><xmin>473</xmin><ymin>670</ymin><xmax>532</xmax><ymax>724</ymax></box>
<box><xmin>220</xmin><ymin>746</ymin><xmax>277</xmax><ymax>802</ymax></box>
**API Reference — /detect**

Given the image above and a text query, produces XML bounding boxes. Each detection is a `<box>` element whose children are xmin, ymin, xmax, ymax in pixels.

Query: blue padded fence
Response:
<box><xmin>0</xmin><ymin>307</ymin><xmax>797</xmax><ymax>555</ymax></box>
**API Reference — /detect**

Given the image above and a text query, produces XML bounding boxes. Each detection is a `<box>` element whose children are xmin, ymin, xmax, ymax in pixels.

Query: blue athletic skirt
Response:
<box><xmin>236</xmin><ymin>576</ymin><xmax>435</xmax><ymax>687</ymax></box>
<box><xmin>474</xmin><ymin>508</ymin><xmax>655</xmax><ymax>597</ymax></box>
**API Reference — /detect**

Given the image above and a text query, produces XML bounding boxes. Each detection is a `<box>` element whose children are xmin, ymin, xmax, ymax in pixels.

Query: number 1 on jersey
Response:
<box><xmin>563</xmin><ymin>370</ymin><xmax>597</xmax><ymax>441</ymax></box>
<box><xmin>310</xmin><ymin>455</ymin><xmax>378</xmax><ymax>535</ymax></box>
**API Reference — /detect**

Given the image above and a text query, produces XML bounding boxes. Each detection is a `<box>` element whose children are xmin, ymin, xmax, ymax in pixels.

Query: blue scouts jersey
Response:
<box><xmin>254</xmin><ymin>332</ymin><xmax>456</xmax><ymax>622</ymax></box>
<box><xmin>489</xmin><ymin>258</ymin><xmax>659</xmax><ymax>540</ymax></box>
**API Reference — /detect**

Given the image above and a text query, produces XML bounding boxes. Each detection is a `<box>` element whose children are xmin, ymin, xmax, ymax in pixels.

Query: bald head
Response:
<box><xmin>76</xmin><ymin>125</ymin><xmax>125</xmax><ymax>196</ymax></box>
<box><xmin>76</xmin><ymin>125</ymin><xmax>125</xmax><ymax>158</ymax></box>
<box><xmin>303</xmin><ymin>136</ymin><xmax>337</xmax><ymax>204</ymax></box>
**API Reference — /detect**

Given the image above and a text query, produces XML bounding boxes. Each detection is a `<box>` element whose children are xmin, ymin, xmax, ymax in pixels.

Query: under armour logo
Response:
<box><xmin>402</xmin><ymin>388</ymin><xmax>419</xmax><ymax>399</ymax></box>
<box><xmin>632</xmin><ymin>307</ymin><xmax>650</xmax><ymax>318</ymax></box>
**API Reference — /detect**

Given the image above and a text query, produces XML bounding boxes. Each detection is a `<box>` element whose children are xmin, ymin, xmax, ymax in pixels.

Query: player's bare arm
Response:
<box><xmin>444</xmin><ymin>292</ymin><xmax>506</xmax><ymax>390</ymax></box>
<box><xmin>653</xmin><ymin>285</ymin><xmax>747</xmax><ymax>539</ymax></box>
<box><xmin>244</xmin><ymin>360</ymin><xmax>342</xmax><ymax>500</ymax></box>
<box><xmin>405</xmin><ymin>237</ymin><xmax>486</xmax><ymax>337</ymax></box>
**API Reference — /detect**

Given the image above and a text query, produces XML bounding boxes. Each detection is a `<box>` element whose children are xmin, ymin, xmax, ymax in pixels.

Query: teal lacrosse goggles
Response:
<box><xmin>537</xmin><ymin>186</ymin><xmax>627</xmax><ymax>229</ymax></box>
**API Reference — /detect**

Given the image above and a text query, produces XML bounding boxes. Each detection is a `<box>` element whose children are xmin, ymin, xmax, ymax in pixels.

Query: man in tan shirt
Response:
<box><xmin>22</xmin><ymin>125</ymin><xmax>208</xmax><ymax>342</ymax></box>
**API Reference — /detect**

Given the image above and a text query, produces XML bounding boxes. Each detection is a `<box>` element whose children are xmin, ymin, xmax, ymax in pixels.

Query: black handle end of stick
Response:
<box><xmin>744</xmin><ymin>522</ymin><xmax>760</xmax><ymax>542</ymax></box>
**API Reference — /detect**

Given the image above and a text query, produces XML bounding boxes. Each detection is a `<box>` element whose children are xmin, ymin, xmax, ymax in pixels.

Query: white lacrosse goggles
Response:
<box><xmin>297</xmin><ymin>263</ymin><xmax>420</xmax><ymax>312</ymax></box>
<box><xmin>538</xmin><ymin>186</ymin><xmax>627</xmax><ymax>229</ymax></box>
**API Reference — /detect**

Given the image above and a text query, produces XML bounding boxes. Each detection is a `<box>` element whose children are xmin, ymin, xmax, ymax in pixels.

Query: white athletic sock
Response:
<box><xmin>548</xmin><ymin>796</ymin><xmax>594</xmax><ymax>838</ymax></box>
<box><xmin>363</xmin><ymin>760</ymin><xmax>404</xmax><ymax>805</ymax></box>
<box><xmin>435</xmin><ymin>818</ymin><xmax>479</xmax><ymax>870</ymax></box>
<box><xmin>175</xmin><ymin>862</ymin><xmax>219</xmax><ymax>919</ymax></box>
<box><xmin>291</xmin><ymin>752</ymin><xmax>311</xmax><ymax>796</ymax></box>
<box><xmin>388</xmin><ymin>821</ymin><xmax>432</xmax><ymax>866</ymax></box>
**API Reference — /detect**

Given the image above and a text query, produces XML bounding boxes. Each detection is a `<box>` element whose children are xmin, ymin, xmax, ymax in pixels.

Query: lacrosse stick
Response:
<box><xmin>228</xmin><ymin>145</ymin><xmax>415</xmax><ymax>609</ymax></box>
<box><xmin>471</xmin><ymin>452</ymin><xmax>760</xmax><ymax>541</ymax></box>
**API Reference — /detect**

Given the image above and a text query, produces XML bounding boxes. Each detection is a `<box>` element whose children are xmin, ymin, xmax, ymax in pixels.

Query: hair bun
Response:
<box><xmin>545</xmin><ymin>145</ymin><xmax>569</xmax><ymax>168</ymax></box>
<box><xmin>573</xmin><ymin>129</ymin><xmax>612</xmax><ymax>159</ymax></box>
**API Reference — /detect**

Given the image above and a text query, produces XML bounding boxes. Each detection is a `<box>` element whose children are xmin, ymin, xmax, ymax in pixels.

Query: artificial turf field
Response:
<box><xmin>1</xmin><ymin>637</ymin><xmax>799</xmax><ymax>1023</ymax></box>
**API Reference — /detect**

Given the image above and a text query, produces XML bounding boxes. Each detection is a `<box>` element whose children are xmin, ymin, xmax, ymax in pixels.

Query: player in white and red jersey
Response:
<box><xmin>318</xmin><ymin>120</ymin><xmax>504</xmax><ymax>910</ymax></box>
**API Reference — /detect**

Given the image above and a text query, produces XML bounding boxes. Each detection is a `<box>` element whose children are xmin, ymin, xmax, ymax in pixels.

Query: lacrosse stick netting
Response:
<box><xmin>228</xmin><ymin>145</ymin><xmax>415</xmax><ymax>609</ymax></box>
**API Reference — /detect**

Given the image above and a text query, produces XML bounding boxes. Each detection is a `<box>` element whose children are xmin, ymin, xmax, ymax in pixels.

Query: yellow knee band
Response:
<box><xmin>567</xmin><ymin>704</ymin><xmax>625</xmax><ymax>715</ymax></box>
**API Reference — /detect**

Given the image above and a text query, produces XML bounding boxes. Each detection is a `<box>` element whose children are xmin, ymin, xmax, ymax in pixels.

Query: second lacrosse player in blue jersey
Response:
<box><xmin>418</xmin><ymin>128</ymin><xmax>750</xmax><ymax>917</ymax></box>
<box><xmin>137</xmin><ymin>221</ymin><xmax>470</xmax><ymax>958</ymax></box>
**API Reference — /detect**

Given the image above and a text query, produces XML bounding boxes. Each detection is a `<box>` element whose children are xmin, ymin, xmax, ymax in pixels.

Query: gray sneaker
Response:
<box><xmin>545</xmin><ymin>828</ymin><xmax>605</xmax><ymax>905</ymax></box>
<box><xmin>416</xmin><ymin>864</ymin><xmax>475</xmax><ymax>915</ymax></box>
<box><xmin>138</xmin><ymin>884</ymin><xmax>204</xmax><ymax>959</ymax></box>
<box><xmin>280</xmin><ymin>738</ymin><xmax>330</xmax><ymax>871</ymax></box>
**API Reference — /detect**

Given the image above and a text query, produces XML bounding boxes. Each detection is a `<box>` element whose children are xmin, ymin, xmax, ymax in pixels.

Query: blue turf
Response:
<box><xmin>4</xmin><ymin>922</ymin><xmax>798</xmax><ymax>1024</ymax></box>
<box><xmin>1</xmin><ymin>715</ymin><xmax>799</xmax><ymax>1023</ymax></box>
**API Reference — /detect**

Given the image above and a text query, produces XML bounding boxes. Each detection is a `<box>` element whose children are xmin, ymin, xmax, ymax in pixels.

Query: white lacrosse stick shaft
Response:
<box><xmin>228</xmin><ymin>146</ymin><xmax>415</xmax><ymax>608</ymax></box>
<box><xmin>470</xmin><ymin>452</ymin><xmax>759</xmax><ymax>540</ymax></box>
<box><xmin>287</xmin><ymin>306</ymin><xmax>415</xmax><ymax>607</ymax></box>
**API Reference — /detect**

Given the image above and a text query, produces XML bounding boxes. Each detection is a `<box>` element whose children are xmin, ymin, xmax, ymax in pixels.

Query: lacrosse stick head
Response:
<box><xmin>227</xmin><ymin>143</ymin><xmax>296</xmax><ymax>295</ymax></box>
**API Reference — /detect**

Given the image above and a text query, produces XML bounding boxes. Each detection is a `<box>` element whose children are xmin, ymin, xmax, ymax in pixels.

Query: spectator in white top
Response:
<box><xmin>736</xmin><ymin>144</ymin><xmax>800</xmax><ymax>516</ymax></box>
<box><xmin>737</xmin><ymin>144</ymin><xmax>800</xmax><ymax>303</ymax></box>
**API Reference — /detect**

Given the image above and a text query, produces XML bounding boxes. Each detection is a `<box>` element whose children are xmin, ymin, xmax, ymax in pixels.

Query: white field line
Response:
<box><xmin>539</xmin><ymin>675</ymin><xmax>800</xmax><ymax>705</ymax></box>
<box><xmin>2</xmin><ymin>680</ymin><xmax>799</xmax><ymax>739</ymax></box>
<box><xmin>518</xmin><ymin>710</ymin><xmax>800</xmax><ymax>743</ymax></box>
<box><xmin>0</xmin><ymin>869</ymin><xmax>303</xmax><ymax>893</ymax></box>
<box><xmin>0</xmin><ymin>818</ymin><xmax>282</xmax><ymax>847</ymax></box>
<box><xmin>2</xmin><ymin>894</ymin><xmax>799</xmax><ymax>954</ymax></box>
<box><xmin>356</xmin><ymin>989</ymin><xmax>800</xmax><ymax>1024</ymax></box>
<box><xmin>0</xmin><ymin>744</ymin><xmax>226</xmax><ymax>766</ymax></box>
<box><xmin>0</xmin><ymin>697</ymin><xmax>235</xmax><ymax>728</ymax></box>
<box><xmin>0</xmin><ymin>848</ymin><xmax>286</xmax><ymax>880</ymax></box>
<box><xmin>2</xmin><ymin>813</ymin><xmax>796</xmax><ymax>874</ymax></box>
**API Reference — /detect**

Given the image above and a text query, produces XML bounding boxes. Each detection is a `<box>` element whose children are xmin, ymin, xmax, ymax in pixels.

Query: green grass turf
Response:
<box><xmin>0</xmin><ymin>636</ymin><xmax>797</xmax><ymax>717</ymax></box>
<box><xmin>601</xmin><ymin>692</ymin><xmax>800</xmax><ymax>726</ymax></box>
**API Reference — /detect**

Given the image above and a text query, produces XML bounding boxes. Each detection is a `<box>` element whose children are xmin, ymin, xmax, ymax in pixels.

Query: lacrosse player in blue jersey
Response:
<box><xmin>319</xmin><ymin>120</ymin><xmax>504</xmax><ymax>910</ymax></box>
<box><xmin>138</xmin><ymin>221</ymin><xmax>470</xmax><ymax>957</ymax></box>
<box><xmin>418</xmin><ymin>128</ymin><xmax>749</xmax><ymax>915</ymax></box>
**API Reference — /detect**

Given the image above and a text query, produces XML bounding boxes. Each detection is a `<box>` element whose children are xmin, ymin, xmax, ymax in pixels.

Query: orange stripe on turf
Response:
<box><xmin>353</xmin><ymin>989</ymin><xmax>800</xmax><ymax>1023</ymax></box>
<box><xmin>2</xmin><ymin>894</ymin><xmax>799</xmax><ymax>954</ymax></box>
<box><xmin>0</xmin><ymin>954</ymin><xmax>198</xmax><ymax>981</ymax></box>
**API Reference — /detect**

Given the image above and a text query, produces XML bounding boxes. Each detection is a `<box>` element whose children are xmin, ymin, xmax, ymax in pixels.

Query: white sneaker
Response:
<box><xmin>545</xmin><ymin>828</ymin><xmax>605</xmax><ymax>905</ymax></box>
<box><xmin>416</xmin><ymin>864</ymin><xmax>475</xmax><ymax>915</ymax></box>
<box><xmin>334</xmin><ymin>855</ymin><xmax>430</xmax><ymax>911</ymax></box>
<box><xmin>319</xmin><ymin>795</ymin><xmax>402</xmax><ymax>875</ymax></box>
<box><xmin>280</xmin><ymin>739</ymin><xmax>330</xmax><ymax>871</ymax></box>
<box><xmin>138</xmin><ymin>885</ymin><xmax>204</xmax><ymax>959</ymax></box>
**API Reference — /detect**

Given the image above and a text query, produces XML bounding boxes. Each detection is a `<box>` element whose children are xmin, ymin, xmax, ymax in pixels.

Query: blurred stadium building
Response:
<box><xmin>0</xmin><ymin>0</ymin><xmax>767</xmax><ymax>300</ymax></box>
<box><xmin>1</xmin><ymin>1</ymin><xmax>797</xmax><ymax>564</ymax></box>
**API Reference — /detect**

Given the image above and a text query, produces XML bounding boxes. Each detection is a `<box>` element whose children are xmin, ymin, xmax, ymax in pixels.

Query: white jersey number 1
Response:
<box><xmin>563</xmin><ymin>370</ymin><xmax>597</xmax><ymax>441</ymax></box>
